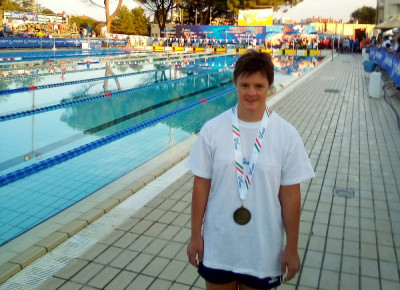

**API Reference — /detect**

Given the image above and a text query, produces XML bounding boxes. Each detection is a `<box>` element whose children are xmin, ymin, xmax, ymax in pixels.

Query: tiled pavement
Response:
<box><xmin>2</xmin><ymin>52</ymin><xmax>400</xmax><ymax>290</ymax></box>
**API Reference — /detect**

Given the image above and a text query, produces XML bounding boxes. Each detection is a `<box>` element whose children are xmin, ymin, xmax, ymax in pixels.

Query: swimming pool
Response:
<box><xmin>0</xmin><ymin>50</ymin><xmax>324</xmax><ymax>246</ymax></box>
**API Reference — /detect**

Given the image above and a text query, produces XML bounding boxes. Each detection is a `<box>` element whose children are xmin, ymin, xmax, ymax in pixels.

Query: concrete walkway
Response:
<box><xmin>2</xmin><ymin>53</ymin><xmax>400</xmax><ymax>290</ymax></box>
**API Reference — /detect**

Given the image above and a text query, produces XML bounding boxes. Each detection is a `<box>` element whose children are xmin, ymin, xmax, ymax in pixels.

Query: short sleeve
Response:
<box><xmin>186</xmin><ymin>123</ymin><xmax>214</xmax><ymax>179</ymax></box>
<box><xmin>281</xmin><ymin>129</ymin><xmax>315</xmax><ymax>185</ymax></box>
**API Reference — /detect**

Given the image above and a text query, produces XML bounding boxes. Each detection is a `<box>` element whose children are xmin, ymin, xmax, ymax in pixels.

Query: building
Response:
<box><xmin>377</xmin><ymin>0</ymin><xmax>400</xmax><ymax>24</ymax></box>
<box><xmin>310</xmin><ymin>20</ymin><xmax>375</xmax><ymax>40</ymax></box>
<box><xmin>150</xmin><ymin>23</ymin><xmax>176</xmax><ymax>38</ymax></box>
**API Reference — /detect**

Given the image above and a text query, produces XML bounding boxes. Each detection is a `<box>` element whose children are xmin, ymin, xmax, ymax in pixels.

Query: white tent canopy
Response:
<box><xmin>376</xmin><ymin>14</ymin><xmax>400</xmax><ymax>29</ymax></box>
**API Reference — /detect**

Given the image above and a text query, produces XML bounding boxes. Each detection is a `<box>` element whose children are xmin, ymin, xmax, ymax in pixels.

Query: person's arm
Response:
<box><xmin>187</xmin><ymin>175</ymin><xmax>211</xmax><ymax>268</ymax></box>
<box><xmin>279</xmin><ymin>183</ymin><xmax>301</xmax><ymax>282</ymax></box>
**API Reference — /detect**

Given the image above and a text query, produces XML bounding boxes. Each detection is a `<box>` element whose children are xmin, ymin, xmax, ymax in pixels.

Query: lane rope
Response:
<box><xmin>0</xmin><ymin>69</ymin><xmax>232</xmax><ymax>122</ymax></box>
<box><xmin>0</xmin><ymin>87</ymin><xmax>237</xmax><ymax>187</ymax></box>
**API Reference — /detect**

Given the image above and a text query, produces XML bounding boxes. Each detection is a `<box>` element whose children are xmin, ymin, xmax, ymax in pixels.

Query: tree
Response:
<box><xmin>111</xmin><ymin>6</ymin><xmax>149</xmax><ymax>35</ymax></box>
<box><xmin>18</xmin><ymin>0</ymin><xmax>33</xmax><ymax>12</ymax></box>
<box><xmin>137</xmin><ymin>0</ymin><xmax>176</xmax><ymax>36</ymax></box>
<box><xmin>350</xmin><ymin>6</ymin><xmax>375</xmax><ymax>24</ymax></box>
<box><xmin>180</xmin><ymin>0</ymin><xmax>302</xmax><ymax>25</ymax></box>
<box><xmin>86</xmin><ymin>0</ymin><xmax>124</xmax><ymax>33</ymax></box>
<box><xmin>0</xmin><ymin>0</ymin><xmax>23</xmax><ymax>12</ymax></box>
<box><xmin>69</xmin><ymin>16</ymin><xmax>99</xmax><ymax>32</ymax></box>
<box><xmin>41</xmin><ymin>8</ymin><xmax>55</xmax><ymax>15</ymax></box>
<box><xmin>131</xmin><ymin>7</ymin><xmax>150</xmax><ymax>35</ymax></box>
<box><xmin>112</xmin><ymin>5</ymin><xmax>135</xmax><ymax>33</ymax></box>
<box><xmin>244</xmin><ymin>0</ymin><xmax>303</xmax><ymax>10</ymax></box>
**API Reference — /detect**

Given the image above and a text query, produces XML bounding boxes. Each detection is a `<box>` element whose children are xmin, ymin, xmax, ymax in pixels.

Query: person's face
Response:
<box><xmin>234</xmin><ymin>71</ymin><xmax>270</xmax><ymax>121</ymax></box>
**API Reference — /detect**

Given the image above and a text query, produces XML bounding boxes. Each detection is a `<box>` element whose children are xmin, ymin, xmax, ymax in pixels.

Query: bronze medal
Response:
<box><xmin>233</xmin><ymin>207</ymin><xmax>251</xmax><ymax>225</ymax></box>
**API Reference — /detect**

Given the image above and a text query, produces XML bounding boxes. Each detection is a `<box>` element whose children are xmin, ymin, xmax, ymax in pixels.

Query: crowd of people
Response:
<box><xmin>148</xmin><ymin>32</ymin><xmax>400</xmax><ymax>56</ymax></box>
<box><xmin>1</xmin><ymin>14</ymin><xmax>399</xmax><ymax>55</ymax></box>
<box><xmin>0</xmin><ymin>15</ymin><xmax>95</xmax><ymax>39</ymax></box>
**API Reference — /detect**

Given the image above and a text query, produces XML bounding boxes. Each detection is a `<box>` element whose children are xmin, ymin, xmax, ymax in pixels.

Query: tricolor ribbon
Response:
<box><xmin>232</xmin><ymin>104</ymin><xmax>271</xmax><ymax>202</ymax></box>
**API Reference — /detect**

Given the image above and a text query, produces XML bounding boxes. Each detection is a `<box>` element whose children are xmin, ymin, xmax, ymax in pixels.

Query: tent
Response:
<box><xmin>375</xmin><ymin>14</ymin><xmax>400</xmax><ymax>29</ymax></box>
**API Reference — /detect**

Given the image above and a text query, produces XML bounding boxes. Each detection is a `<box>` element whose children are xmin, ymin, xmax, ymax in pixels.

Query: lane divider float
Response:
<box><xmin>0</xmin><ymin>87</ymin><xmax>237</xmax><ymax>187</ymax></box>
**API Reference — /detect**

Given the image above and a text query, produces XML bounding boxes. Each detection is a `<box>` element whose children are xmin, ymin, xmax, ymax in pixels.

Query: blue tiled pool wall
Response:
<box><xmin>0</xmin><ymin>70</ymin><xmax>234</xmax><ymax>175</ymax></box>
<box><xmin>0</xmin><ymin>88</ymin><xmax>238</xmax><ymax>246</ymax></box>
<box><xmin>0</xmin><ymin>52</ymin><xmax>324</xmax><ymax>246</ymax></box>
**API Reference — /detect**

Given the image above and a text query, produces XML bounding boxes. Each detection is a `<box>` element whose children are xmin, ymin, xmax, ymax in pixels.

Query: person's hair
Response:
<box><xmin>233</xmin><ymin>50</ymin><xmax>274</xmax><ymax>86</ymax></box>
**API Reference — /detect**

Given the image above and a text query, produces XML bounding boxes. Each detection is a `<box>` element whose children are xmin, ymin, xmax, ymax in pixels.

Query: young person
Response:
<box><xmin>187</xmin><ymin>50</ymin><xmax>315</xmax><ymax>290</ymax></box>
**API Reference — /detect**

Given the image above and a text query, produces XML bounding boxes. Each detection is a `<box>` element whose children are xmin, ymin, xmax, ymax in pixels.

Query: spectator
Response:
<box><xmin>382</xmin><ymin>36</ymin><xmax>391</xmax><ymax>49</ymax></box>
<box><xmin>353</xmin><ymin>38</ymin><xmax>361</xmax><ymax>52</ymax></box>
<box><xmin>61</xmin><ymin>11</ymin><xmax>67</xmax><ymax>23</ymax></box>
<box><xmin>4</xmin><ymin>17</ymin><xmax>14</xmax><ymax>36</ymax></box>
<box><xmin>47</xmin><ymin>20</ymin><xmax>53</xmax><ymax>31</ymax></box>
<box><xmin>53</xmin><ymin>21</ymin><xmax>59</xmax><ymax>34</ymax></box>
<box><xmin>36</xmin><ymin>29</ymin><xmax>44</xmax><ymax>38</ymax></box>
<box><xmin>324</xmin><ymin>37</ymin><xmax>331</xmax><ymax>49</ymax></box>
<box><xmin>343</xmin><ymin>37</ymin><xmax>350</xmax><ymax>52</ymax></box>
<box><xmin>72</xmin><ymin>22</ymin><xmax>78</xmax><ymax>33</ymax></box>
<box><xmin>394</xmin><ymin>37</ymin><xmax>400</xmax><ymax>52</ymax></box>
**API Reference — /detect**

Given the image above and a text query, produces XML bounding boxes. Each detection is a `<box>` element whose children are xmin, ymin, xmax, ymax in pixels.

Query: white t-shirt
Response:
<box><xmin>188</xmin><ymin>109</ymin><xmax>315</xmax><ymax>278</ymax></box>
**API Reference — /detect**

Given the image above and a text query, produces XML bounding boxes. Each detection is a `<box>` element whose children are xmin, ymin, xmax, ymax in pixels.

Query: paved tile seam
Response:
<box><xmin>0</xmin><ymin>142</ymin><xmax>193</xmax><ymax>284</ymax></box>
<box><xmin>270</xmin><ymin>55</ymin><xmax>398</xmax><ymax>290</ymax></box>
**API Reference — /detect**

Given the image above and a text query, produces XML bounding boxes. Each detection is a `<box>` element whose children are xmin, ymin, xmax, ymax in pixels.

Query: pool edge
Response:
<box><xmin>0</xmin><ymin>134</ymin><xmax>197</xmax><ymax>284</ymax></box>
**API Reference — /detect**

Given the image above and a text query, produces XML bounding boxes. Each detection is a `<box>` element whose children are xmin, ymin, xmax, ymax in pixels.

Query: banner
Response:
<box><xmin>369</xmin><ymin>47</ymin><xmax>400</xmax><ymax>87</ymax></box>
<box><xmin>238</xmin><ymin>9</ymin><xmax>273</xmax><ymax>26</ymax></box>
<box><xmin>9</xmin><ymin>11</ymin><xmax>38</xmax><ymax>22</ymax></box>
<box><xmin>176</xmin><ymin>25</ymin><xmax>317</xmax><ymax>44</ymax></box>
<box><xmin>0</xmin><ymin>38</ymin><xmax>104</xmax><ymax>49</ymax></box>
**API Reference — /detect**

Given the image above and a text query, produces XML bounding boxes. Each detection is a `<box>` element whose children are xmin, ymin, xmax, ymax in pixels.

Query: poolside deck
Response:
<box><xmin>1</xmin><ymin>52</ymin><xmax>400</xmax><ymax>290</ymax></box>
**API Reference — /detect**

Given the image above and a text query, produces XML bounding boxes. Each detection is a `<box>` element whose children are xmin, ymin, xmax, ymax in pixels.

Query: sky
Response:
<box><xmin>37</xmin><ymin>0</ymin><xmax>378</xmax><ymax>22</ymax></box>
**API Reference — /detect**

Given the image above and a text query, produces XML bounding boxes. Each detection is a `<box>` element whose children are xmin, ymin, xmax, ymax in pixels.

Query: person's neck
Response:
<box><xmin>237</xmin><ymin>106</ymin><xmax>266</xmax><ymax>122</ymax></box>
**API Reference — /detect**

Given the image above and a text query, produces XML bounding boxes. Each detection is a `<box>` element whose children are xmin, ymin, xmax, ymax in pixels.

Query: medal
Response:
<box><xmin>233</xmin><ymin>206</ymin><xmax>251</xmax><ymax>225</ymax></box>
<box><xmin>231</xmin><ymin>105</ymin><xmax>271</xmax><ymax>226</ymax></box>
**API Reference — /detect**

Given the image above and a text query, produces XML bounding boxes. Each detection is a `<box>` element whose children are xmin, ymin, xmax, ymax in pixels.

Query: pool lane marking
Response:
<box><xmin>0</xmin><ymin>50</ymin><xmax>129</xmax><ymax>64</ymax></box>
<box><xmin>0</xmin><ymin>69</ymin><xmax>231</xmax><ymax>122</ymax></box>
<box><xmin>85</xmin><ymin>80</ymin><xmax>233</xmax><ymax>134</ymax></box>
<box><xmin>0</xmin><ymin>69</ymin><xmax>159</xmax><ymax>96</ymax></box>
<box><xmin>0</xmin><ymin>87</ymin><xmax>237</xmax><ymax>187</ymax></box>
<box><xmin>0</xmin><ymin>80</ymin><xmax>234</xmax><ymax>172</ymax></box>
<box><xmin>0</xmin><ymin>50</ymin><xmax>214</xmax><ymax>76</ymax></box>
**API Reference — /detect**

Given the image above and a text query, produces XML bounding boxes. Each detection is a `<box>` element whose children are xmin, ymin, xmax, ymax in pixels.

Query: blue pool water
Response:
<box><xmin>0</xmin><ymin>50</ymin><xmax>324</xmax><ymax>246</ymax></box>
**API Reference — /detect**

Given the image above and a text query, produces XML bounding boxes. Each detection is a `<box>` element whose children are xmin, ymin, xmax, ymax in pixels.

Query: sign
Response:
<box><xmin>9</xmin><ymin>11</ymin><xmax>38</xmax><ymax>22</ymax></box>
<box><xmin>369</xmin><ymin>47</ymin><xmax>400</xmax><ymax>87</ymax></box>
<box><xmin>238</xmin><ymin>9</ymin><xmax>273</xmax><ymax>26</ymax></box>
<box><xmin>176</xmin><ymin>25</ymin><xmax>317</xmax><ymax>44</ymax></box>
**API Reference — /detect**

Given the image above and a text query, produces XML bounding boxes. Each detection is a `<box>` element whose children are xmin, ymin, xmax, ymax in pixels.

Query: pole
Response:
<box><xmin>332</xmin><ymin>35</ymin><xmax>334</xmax><ymax>62</ymax></box>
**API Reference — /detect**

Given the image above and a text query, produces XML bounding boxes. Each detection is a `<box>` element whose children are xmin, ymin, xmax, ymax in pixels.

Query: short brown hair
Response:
<box><xmin>233</xmin><ymin>50</ymin><xmax>274</xmax><ymax>86</ymax></box>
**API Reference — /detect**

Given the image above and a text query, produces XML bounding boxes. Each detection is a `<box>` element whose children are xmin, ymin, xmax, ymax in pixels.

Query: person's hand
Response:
<box><xmin>187</xmin><ymin>235</ymin><xmax>203</xmax><ymax>268</ymax></box>
<box><xmin>281</xmin><ymin>248</ymin><xmax>301</xmax><ymax>282</ymax></box>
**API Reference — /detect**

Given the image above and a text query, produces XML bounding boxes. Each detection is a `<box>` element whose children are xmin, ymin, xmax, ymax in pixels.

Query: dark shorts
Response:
<box><xmin>198</xmin><ymin>262</ymin><xmax>283</xmax><ymax>289</ymax></box>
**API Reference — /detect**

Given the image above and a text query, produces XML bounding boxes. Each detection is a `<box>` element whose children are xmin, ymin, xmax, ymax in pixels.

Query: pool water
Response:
<box><xmin>0</xmin><ymin>50</ymin><xmax>324</xmax><ymax>246</ymax></box>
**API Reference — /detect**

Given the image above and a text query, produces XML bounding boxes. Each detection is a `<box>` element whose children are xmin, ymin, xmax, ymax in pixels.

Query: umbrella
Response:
<box><xmin>376</xmin><ymin>15</ymin><xmax>400</xmax><ymax>29</ymax></box>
